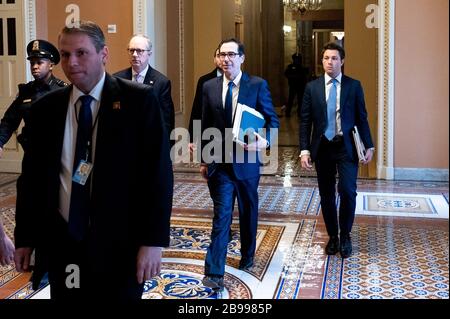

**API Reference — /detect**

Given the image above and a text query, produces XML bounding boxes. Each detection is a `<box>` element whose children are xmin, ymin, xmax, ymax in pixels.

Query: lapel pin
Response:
<box><xmin>149</xmin><ymin>81</ymin><xmax>154</xmax><ymax>85</ymax></box>
<box><xmin>113</xmin><ymin>101</ymin><xmax>121</xmax><ymax>110</ymax></box>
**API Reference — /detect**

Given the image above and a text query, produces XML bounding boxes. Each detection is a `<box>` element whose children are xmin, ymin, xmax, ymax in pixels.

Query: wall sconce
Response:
<box><xmin>283</xmin><ymin>25</ymin><xmax>292</xmax><ymax>35</ymax></box>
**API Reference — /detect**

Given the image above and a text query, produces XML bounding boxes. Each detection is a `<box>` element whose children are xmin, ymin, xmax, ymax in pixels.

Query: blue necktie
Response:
<box><xmin>225</xmin><ymin>81</ymin><xmax>234</xmax><ymax>127</ymax></box>
<box><xmin>325</xmin><ymin>79</ymin><xmax>337</xmax><ymax>141</ymax></box>
<box><xmin>68</xmin><ymin>95</ymin><xmax>93</xmax><ymax>241</ymax></box>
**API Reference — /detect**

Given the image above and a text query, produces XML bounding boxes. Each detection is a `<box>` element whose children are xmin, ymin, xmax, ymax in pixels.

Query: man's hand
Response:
<box><xmin>300</xmin><ymin>154</ymin><xmax>313</xmax><ymax>171</ymax></box>
<box><xmin>244</xmin><ymin>132</ymin><xmax>268</xmax><ymax>152</ymax></box>
<box><xmin>188</xmin><ymin>143</ymin><xmax>197</xmax><ymax>155</ymax></box>
<box><xmin>0</xmin><ymin>234</ymin><xmax>15</xmax><ymax>266</ymax></box>
<box><xmin>14</xmin><ymin>247</ymin><xmax>34</xmax><ymax>272</ymax></box>
<box><xmin>200</xmin><ymin>164</ymin><xmax>208</xmax><ymax>181</ymax></box>
<box><xmin>362</xmin><ymin>148</ymin><xmax>374</xmax><ymax>165</ymax></box>
<box><xmin>136</xmin><ymin>246</ymin><xmax>162</xmax><ymax>284</ymax></box>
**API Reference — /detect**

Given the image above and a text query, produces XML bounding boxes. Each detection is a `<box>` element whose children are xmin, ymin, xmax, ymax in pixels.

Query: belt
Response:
<box><xmin>331</xmin><ymin>135</ymin><xmax>343</xmax><ymax>143</ymax></box>
<box><xmin>322</xmin><ymin>135</ymin><xmax>343</xmax><ymax>144</ymax></box>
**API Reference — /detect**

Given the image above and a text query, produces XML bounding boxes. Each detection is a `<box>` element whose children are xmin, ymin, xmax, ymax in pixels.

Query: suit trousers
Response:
<box><xmin>45</xmin><ymin>214</ymin><xmax>144</xmax><ymax>300</ymax></box>
<box><xmin>205</xmin><ymin>164</ymin><xmax>260</xmax><ymax>276</ymax></box>
<box><xmin>315</xmin><ymin>137</ymin><xmax>359</xmax><ymax>237</ymax></box>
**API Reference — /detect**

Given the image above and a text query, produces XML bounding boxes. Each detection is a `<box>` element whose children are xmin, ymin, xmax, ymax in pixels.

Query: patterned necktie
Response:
<box><xmin>225</xmin><ymin>81</ymin><xmax>234</xmax><ymax>127</ymax></box>
<box><xmin>133</xmin><ymin>74</ymin><xmax>140</xmax><ymax>83</ymax></box>
<box><xmin>325</xmin><ymin>78</ymin><xmax>338</xmax><ymax>141</ymax></box>
<box><xmin>68</xmin><ymin>95</ymin><xmax>93</xmax><ymax>241</ymax></box>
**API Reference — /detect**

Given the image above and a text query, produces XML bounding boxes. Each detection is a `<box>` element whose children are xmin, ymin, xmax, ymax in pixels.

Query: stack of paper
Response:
<box><xmin>352</xmin><ymin>125</ymin><xmax>366</xmax><ymax>162</ymax></box>
<box><xmin>232</xmin><ymin>103</ymin><xmax>266</xmax><ymax>145</ymax></box>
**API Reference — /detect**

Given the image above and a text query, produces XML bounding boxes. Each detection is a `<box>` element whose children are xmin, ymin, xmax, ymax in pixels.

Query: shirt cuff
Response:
<box><xmin>300</xmin><ymin>150</ymin><xmax>311</xmax><ymax>157</ymax></box>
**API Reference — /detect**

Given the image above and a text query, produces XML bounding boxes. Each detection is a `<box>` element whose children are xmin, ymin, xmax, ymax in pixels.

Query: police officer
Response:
<box><xmin>0</xmin><ymin>39</ymin><xmax>67</xmax><ymax>157</ymax></box>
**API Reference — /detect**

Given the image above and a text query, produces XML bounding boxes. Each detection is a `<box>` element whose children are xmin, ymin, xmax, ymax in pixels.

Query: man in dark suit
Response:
<box><xmin>284</xmin><ymin>53</ymin><xmax>308</xmax><ymax>117</ymax></box>
<box><xmin>200</xmin><ymin>38</ymin><xmax>279</xmax><ymax>292</ymax></box>
<box><xmin>299</xmin><ymin>42</ymin><xmax>374</xmax><ymax>259</ymax></box>
<box><xmin>114</xmin><ymin>35</ymin><xmax>175</xmax><ymax>142</ymax></box>
<box><xmin>14</xmin><ymin>21</ymin><xmax>173</xmax><ymax>300</ymax></box>
<box><xmin>188</xmin><ymin>47</ymin><xmax>222</xmax><ymax>153</ymax></box>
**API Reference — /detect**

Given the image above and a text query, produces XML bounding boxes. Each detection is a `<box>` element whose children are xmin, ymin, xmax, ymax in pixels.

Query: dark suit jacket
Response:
<box><xmin>114</xmin><ymin>66</ymin><xmax>175</xmax><ymax>139</ymax></box>
<box><xmin>188</xmin><ymin>68</ymin><xmax>220</xmax><ymax>142</ymax></box>
<box><xmin>299</xmin><ymin>74</ymin><xmax>374</xmax><ymax>162</ymax></box>
<box><xmin>14</xmin><ymin>74</ymin><xmax>173</xmax><ymax>284</ymax></box>
<box><xmin>201</xmin><ymin>72</ymin><xmax>280</xmax><ymax>180</ymax></box>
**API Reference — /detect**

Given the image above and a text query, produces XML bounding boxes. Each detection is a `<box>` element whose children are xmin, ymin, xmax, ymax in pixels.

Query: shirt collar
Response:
<box><xmin>224</xmin><ymin>70</ymin><xmax>243</xmax><ymax>87</ymax></box>
<box><xmin>325</xmin><ymin>72</ymin><xmax>342</xmax><ymax>84</ymax></box>
<box><xmin>132</xmin><ymin>64</ymin><xmax>149</xmax><ymax>78</ymax></box>
<box><xmin>71</xmin><ymin>72</ymin><xmax>106</xmax><ymax>104</ymax></box>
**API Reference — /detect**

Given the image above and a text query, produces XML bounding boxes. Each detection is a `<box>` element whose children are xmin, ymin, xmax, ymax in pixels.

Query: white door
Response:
<box><xmin>0</xmin><ymin>0</ymin><xmax>26</xmax><ymax>173</ymax></box>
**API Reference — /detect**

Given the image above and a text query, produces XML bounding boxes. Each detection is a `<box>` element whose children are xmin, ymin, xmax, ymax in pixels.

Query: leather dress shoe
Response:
<box><xmin>325</xmin><ymin>235</ymin><xmax>340</xmax><ymax>255</ymax></box>
<box><xmin>239</xmin><ymin>257</ymin><xmax>254</xmax><ymax>270</ymax></box>
<box><xmin>202</xmin><ymin>275</ymin><xmax>224</xmax><ymax>292</ymax></box>
<box><xmin>340</xmin><ymin>234</ymin><xmax>352</xmax><ymax>259</ymax></box>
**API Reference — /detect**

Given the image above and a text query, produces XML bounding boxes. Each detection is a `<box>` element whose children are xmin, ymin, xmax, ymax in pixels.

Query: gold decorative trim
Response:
<box><xmin>382</xmin><ymin>0</ymin><xmax>390</xmax><ymax>168</ymax></box>
<box><xmin>177</xmin><ymin>0</ymin><xmax>185</xmax><ymax>114</ymax></box>
<box><xmin>133</xmin><ymin>0</ymin><xmax>146</xmax><ymax>35</ymax></box>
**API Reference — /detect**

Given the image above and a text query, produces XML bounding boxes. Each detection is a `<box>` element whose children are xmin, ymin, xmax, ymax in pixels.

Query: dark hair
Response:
<box><xmin>219</xmin><ymin>38</ymin><xmax>245</xmax><ymax>56</ymax></box>
<box><xmin>321</xmin><ymin>42</ymin><xmax>345</xmax><ymax>60</ymax></box>
<box><xmin>60</xmin><ymin>21</ymin><xmax>106</xmax><ymax>53</ymax></box>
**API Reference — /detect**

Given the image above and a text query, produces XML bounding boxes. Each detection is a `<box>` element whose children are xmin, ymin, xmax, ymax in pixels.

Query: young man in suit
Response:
<box><xmin>14</xmin><ymin>21</ymin><xmax>173</xmax><ymax>300</ymax></box>
<box><xmin>114</xmin><ymin>35</ymin><xmax>175</xmax><ymax>142</ymax></box>
<box><xmin>299</xmin><ymin>42</ymin><xmax>374</xmax><ymax>259</ymax></box>
<box><xmin>200</xmin><ymin>38</ymin><xmax>279</xmax><ymax>292</ymax></box>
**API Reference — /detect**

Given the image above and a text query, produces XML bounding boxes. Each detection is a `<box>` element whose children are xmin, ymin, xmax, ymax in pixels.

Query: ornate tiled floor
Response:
<box><xmin>0</xmin><ymin>168</ymin><xmax>448</xmax><ymax>300</ymax></box>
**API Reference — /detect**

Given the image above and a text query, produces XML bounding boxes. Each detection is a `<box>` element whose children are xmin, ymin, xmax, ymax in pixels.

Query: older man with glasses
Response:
<box><xmin>114</xmin><ymin>35</ymin><xmax>175</xmax><ymax>143</ymax></box>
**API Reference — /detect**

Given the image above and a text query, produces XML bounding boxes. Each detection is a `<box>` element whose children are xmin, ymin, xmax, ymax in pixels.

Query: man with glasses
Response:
<box><xmin>114</xmin><ymin>35</ymin><xmax>175</xmax><ymax>142</ymax></box>
<box><xmin>200</xmin><ymin>38</ymin><xmax>279</xmax><ymax>292</ymax></box>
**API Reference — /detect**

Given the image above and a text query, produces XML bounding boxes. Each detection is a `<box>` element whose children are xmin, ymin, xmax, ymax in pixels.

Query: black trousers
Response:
<box><xmin>45</xmin><ymin>214</ymin><xmax>144</xmax><ymax>300</ymax></box>
<box><xmin>315</xmin><ymin>137</ymin><xmax>359</xmax><ymax>237</ymax></box>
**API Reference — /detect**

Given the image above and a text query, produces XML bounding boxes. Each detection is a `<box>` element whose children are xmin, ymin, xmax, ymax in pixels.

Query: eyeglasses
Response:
<box><xmin>218</xmin><ymin>52</ymin><xmax>240</xmax><ymax>60</ymax></box>
<box><xmin>127</xmin><ymin>48</ymin><xmax>151</xmax><ymax>55</ymax></box>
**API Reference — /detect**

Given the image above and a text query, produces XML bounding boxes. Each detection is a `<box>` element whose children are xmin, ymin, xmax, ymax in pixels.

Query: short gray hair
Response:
<box><xmin>130</xmin><ymin>34</ymin><xmax>152</xmax><ymax>52</ymax></box>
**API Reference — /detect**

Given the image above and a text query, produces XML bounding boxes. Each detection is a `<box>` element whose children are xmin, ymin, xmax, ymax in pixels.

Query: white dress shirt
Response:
<box><xmin>132</xmin><ymin>64</ymin><xmax>149</xmax><ymax>84</ymax></box>
<box><xmin>59</xmin><ymin>73</ymin><xmax>105</xmax><ymax>221</ymax></box>
<box><xmin>222</xmin><ymin>71</ymin><xmax>243</xmax><ymax>122</ymax></box>
<box><xmin>300</xmin><ymin>73</ymin><xmax>342</xmax><ymax>157</ymax></box>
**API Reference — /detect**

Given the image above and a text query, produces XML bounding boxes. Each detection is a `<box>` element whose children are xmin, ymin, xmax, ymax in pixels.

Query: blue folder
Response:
<box><xmin>232</xmin><ymin>103</ymin><xmax>266</xmax><ymax>145</ymax></box>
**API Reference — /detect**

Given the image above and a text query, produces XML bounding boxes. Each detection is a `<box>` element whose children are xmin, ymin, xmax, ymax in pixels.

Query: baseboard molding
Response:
<box><xmin>394</xmin><ymin>168</ymin><xmax>449</xmax><ymax>182</ymax></box>
<box><xmin>0</xmin><ymin>159</ymin><xmax>21</xmax><ymax>173</ymax></box>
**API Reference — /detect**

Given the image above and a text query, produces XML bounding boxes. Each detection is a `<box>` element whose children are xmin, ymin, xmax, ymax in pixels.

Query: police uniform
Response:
<box><xmin>0</xmin><ymin>39</ymin><xmax>67</xmax><ymax>150</ymax></box>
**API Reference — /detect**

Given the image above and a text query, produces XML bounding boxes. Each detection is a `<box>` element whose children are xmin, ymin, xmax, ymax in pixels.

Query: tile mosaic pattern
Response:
<box><xmin>142</xmin><ymin>263</ymin><xmax>252</xmax><ymax>299</ymax></box>
<box><xmin>165</xmin><ymin>218</ymin><xmax>285</xmax><ymax>281</ymax></box>
<box><xmin>274</xmin><ymin>220</ymin><xmax>317</xmax><ymax>299</ymax></box>
<box><xmin>322</xmin><ymin>224</ymin><xmax>449</xmax><ymax>299</ymax></box>
<box><xmin>173</xmin><ymin>182</ymin><xmax>321</xmax><ymax>216</ymax></box>
<box><xmin>356</xmin><ymin>192</ymin><xmax>449</xmax><ymax>219</ymax></box>
<box><xmin>172</xmin><ymin>147</ymin><xmax>317</xmax><ymax>178</ymax></box>
<box><xmin>0</xmin><ymin>171</ymin><xmax>448</xmax><ymax>300</ymax></box>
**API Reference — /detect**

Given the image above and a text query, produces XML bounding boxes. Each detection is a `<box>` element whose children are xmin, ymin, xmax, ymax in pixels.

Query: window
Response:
<box><xmin>7</xmin><ymin>18</ymin><xmax>16</xmax><ymax>55</ymax></box>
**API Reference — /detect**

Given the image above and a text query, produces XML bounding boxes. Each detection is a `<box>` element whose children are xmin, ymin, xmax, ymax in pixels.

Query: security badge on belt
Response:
<box><xmin>72</xmin><ymin>160</ymin><xmax>93</xmax><ymax>186</ymax></box>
